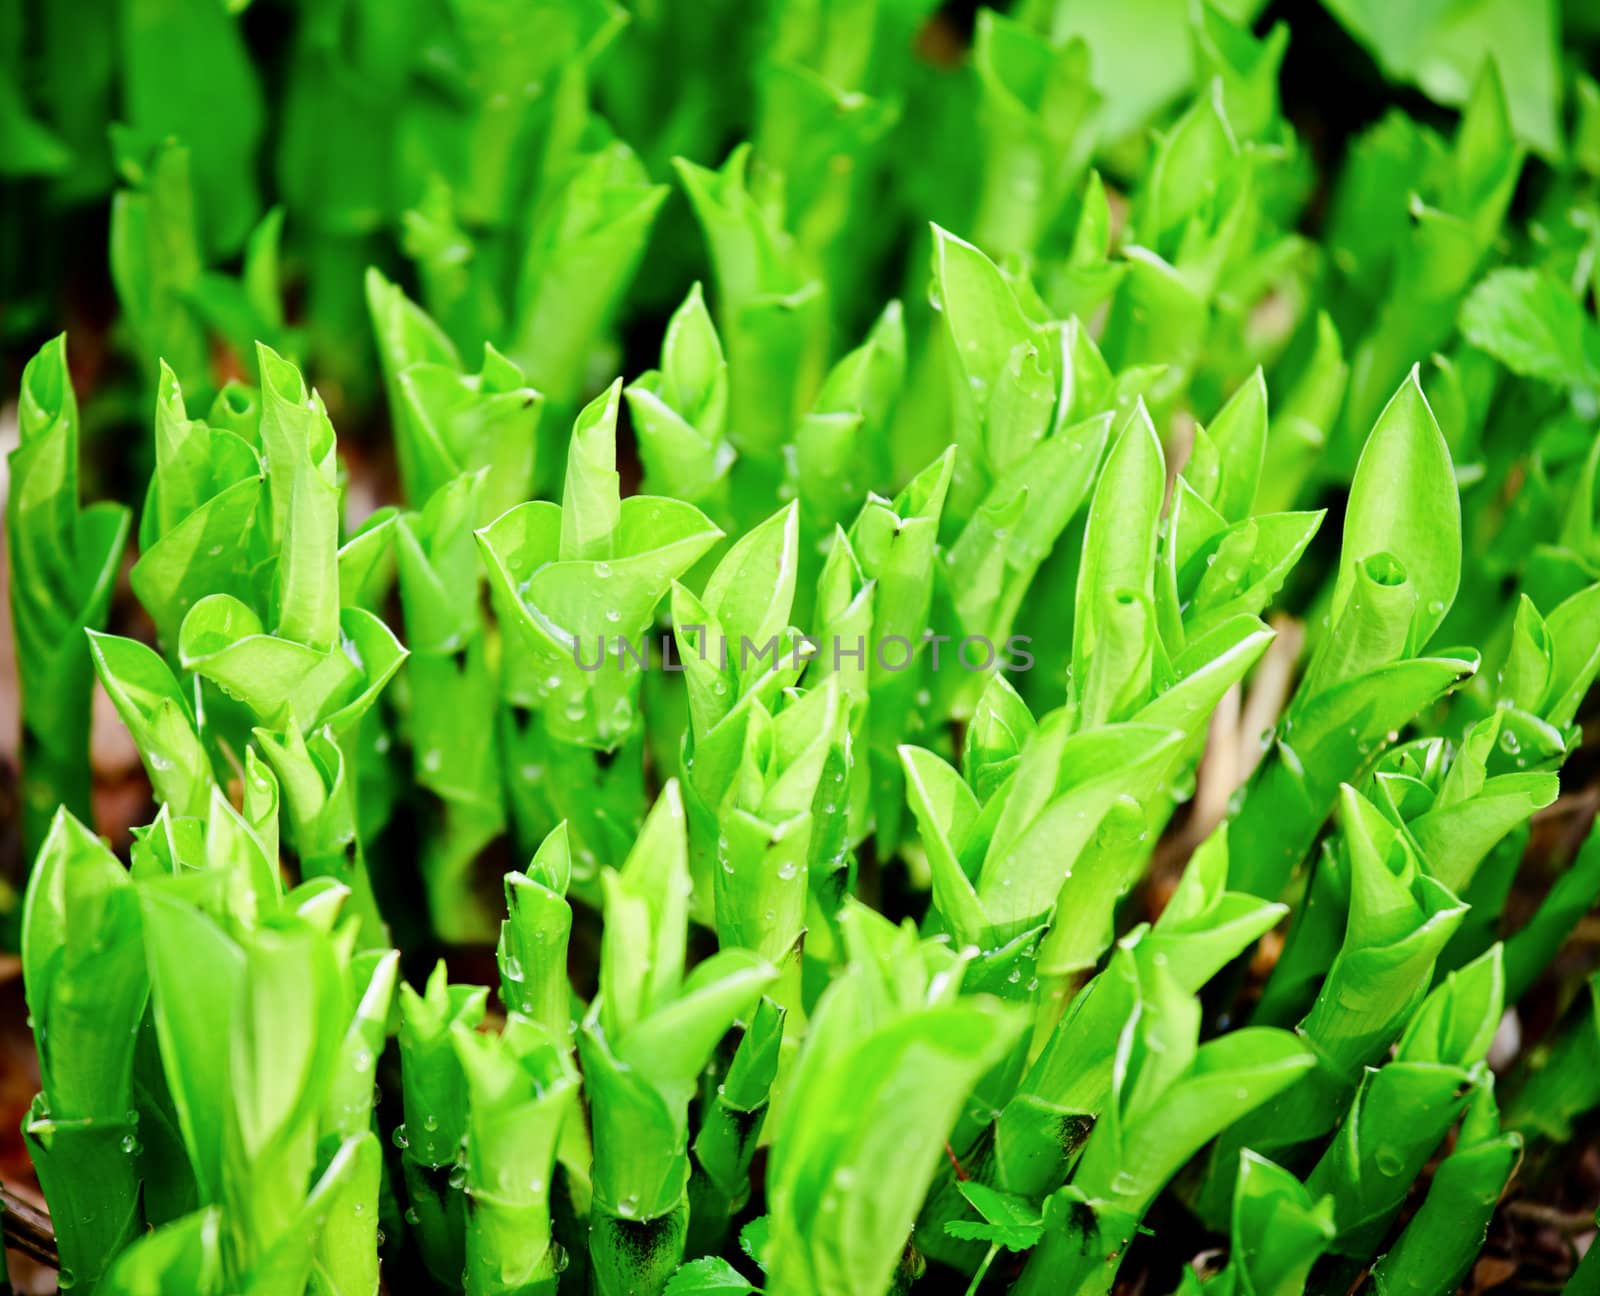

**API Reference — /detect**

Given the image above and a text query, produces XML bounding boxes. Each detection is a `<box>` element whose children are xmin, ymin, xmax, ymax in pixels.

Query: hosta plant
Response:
<box><xmin>4</xmin><ymin>2</ymin><xmax>1600</xmax><ymax>1295</ymax></box>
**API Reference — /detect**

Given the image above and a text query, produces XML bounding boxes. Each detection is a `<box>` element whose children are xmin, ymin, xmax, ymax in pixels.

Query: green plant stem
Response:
<box><xmin>964</xmin><ymin>1243</ymin><xmax>1000</xmax><ymax>1296</ymax></box>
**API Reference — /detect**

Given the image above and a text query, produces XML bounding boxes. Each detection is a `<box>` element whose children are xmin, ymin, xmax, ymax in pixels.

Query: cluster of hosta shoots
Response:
<box><xmin>7</xmin><ymin>2</ymin><xmax>1600</xmax><ymax>1295</ymax></box>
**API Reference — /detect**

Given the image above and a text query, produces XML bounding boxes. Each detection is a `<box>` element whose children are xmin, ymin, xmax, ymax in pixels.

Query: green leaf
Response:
<box><xmin>739</xmin><ymin>1216</ymin><xmax>770</xmax><ymax>1269</ymax></box>
<box><xmin>23</xmin><ymin>808</ymin><xmax>149</xmax><ymax>1120</ymax></box>
<box><xmin>103</xmin><ymin>1207</ymin><xmax>224</xmax><ymax>1296</ymax></box>
<box><xmin>1197</xmin><ymin>368</ymin><xmax>1269</xmax><ymax>523</ymax></box>
<box><xmin>696</xmin><ymin>998</ymin><xmax>787</xmax><ymax>1205</ymax></box>
<box><xmin>88</xmin><ymin>631</ymin><xmax>217</xmax><ymax>819</ymax></box>
<box><xmin>625</xmin><ymin>281</ymin><xmax>734</xmax><ymax>504</ymax></box>
<box><xmin>178</xmin><ymin>596</ymin><xmax>405</xmax><ymax>736</ymax></box>
<box><xmin>970</xmin><ymin>13</ymin><xmax>1099</xmax><ymax>259</ymax></box>
<box><xmin>663</xmin><ymin>1258</ymin><xmax>758</xmax><ymax>1295</ymax></box>
<box><xmin>930</xmin><ymin>223</ymin><xmax>1059</xmax><ymax>491</ymax></box>
<box><xmin>599</xmin><ymin>782</ymin><xmax>691</xmax><ymax>1041</ymax></box>
<box><xmin>978</xmin><ymin>716</ymin><xmax>1184</xmax><ymax>930</ymax></box>
<box><xmin>764</xmin><ymin>950</ymin><xmax>1026</xmax><ymax>1296</ymax></box>
<box><xmin>398</xmin><ymin>961</ymin><xmax>487</xmax><ymax>1170</ymax></box>
<box><xmin>1304</xmin><ymin>1061</ymin><xmax>1477</xmax><ymax>1256</ymax></box>
<box><xmin>120</xmin><ymin>0</ymin><xmax>263</xmax><ymax>253</ymax></box>
<box><xmin>946</xmin><ymin>1181</ymin><xmax>1045</xmax><ymax>1251</ymax></box>
<box><xmin>614</xmin><ymin>948</ymin><xmax>777</xmax><ymax>1096</ymax></box>
<box><xmin>454</xmin><ymin>1022</ymin><xmax>578</xmax><ymax>1295</ymax></box>
<box><xmin>1321</xmin><ymin>0</ymin><xmax>1561</xmax><ymax>158</ymax></box>
<box><xmin>1143</xmin><ymin>826</ymin><xmax>1286</xmax><ymax>991</ymax></box>
<box><xmin>675</xmin><ymin>146</ymin><xmax>828</xmax><ymax>464</ymax></box>
<box><xmin>1045</xmin><ymin>0</ymin><xmax>1240</xmax><ymax>140</ymax></box>
<box><xmin>509</xmin><ymin>140</ymin><xmax>669</xmax><ymax>407</ymax></box>
<box><xmin>366</xmin><ymin>266</ymin><xmax>462</xmax><ymax>502</ymax></box>
<box><xmin>139</xmin><ymin>883</ymin><xmax>242</xmax><ymax>1207</ymax></box>
<box><xmin>1369</xmin><ymin>1085</ymin><xmax>1520</xmax><ymax>1296</ymax></box>
<box><xmin>1073</xmin><ymin>402</ymin><xmax>1164</xmax><ymax>707</ymax></box>
<box><xmin>1461</xmin><ymin>268</ymin><xmax>1598</xmax><ymax>389</ymax></box>
<box><xmin>8</xmin><ymin>336</ymin><xmax>132</xmax><ymax>852</ymax></box>
<box><xmin>499</xmin><ymin>824</ymin><xmax>575</xmax><ymax>1037</ymax></box>
<box><xmin>1228</xmin><ymin>649</ymin><xmax>1479</xmax><ymax>899</ymax></box>
<box><xmin>899</xmin><ymin>744</ymin><xmax>987</xmax><ymax>945</ymax></box>
<box><xmin>396</xmin><ymin>346</ymin><xmax>544</xmax><ymax>522</ymax></box>
<box><xmin>702</xmin><ymin>502</ymin><xmax>800</xmax><ymax>685</ymax></box>
<box><xmin>1332</xmin><ymin>369</ymin><xmax>1461</xmax><ymax>654</ymax></box>
<box><xmin>109</xmin><ymin>135</ymin><xmax>209</xmax><ymax>384</ymax></box>
<box><xmin>1219</xmin><ymin>1151</ymin><xmax>1335</xmax><ymax>1296</ymax></box>
<box><xmin>478</xmin><ymin>404</ymin><xmax>721</xmax><ymax>748</ymax></box>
